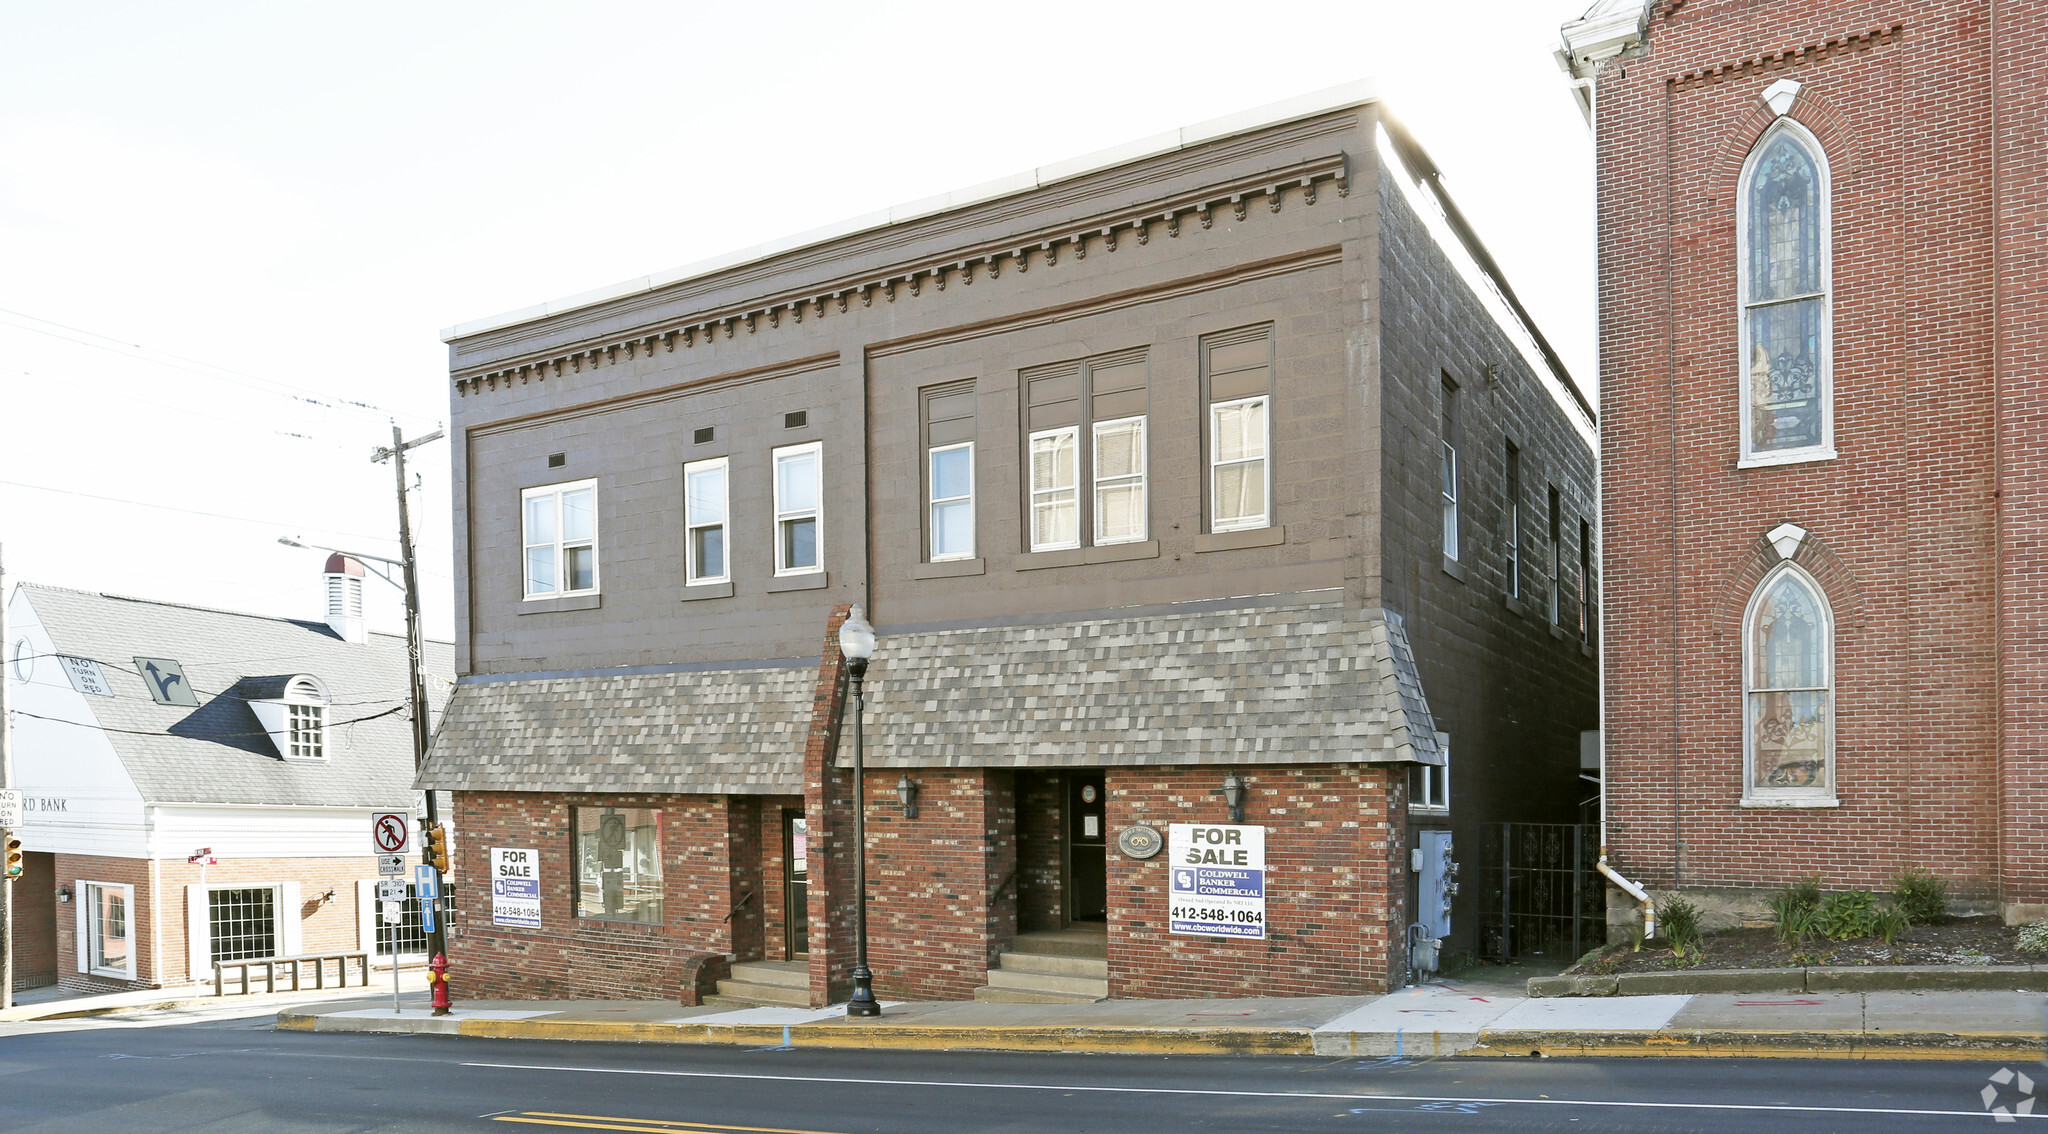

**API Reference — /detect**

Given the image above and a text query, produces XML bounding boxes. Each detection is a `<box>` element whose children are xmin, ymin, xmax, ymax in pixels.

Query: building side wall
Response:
<box><xmin>1374</xmin><ymin>155</ymin><xmax>1602</xmax><ymax>950</ymax></box>
<box><xmin>11</xmin><ymin>851</ymin><xmax>58</xmax><ymax>990</ymax></box>
<box><xmin>1593</xmin><ymin>3</ymin><xmax>2003</xmax><ymax>901</ymax></box>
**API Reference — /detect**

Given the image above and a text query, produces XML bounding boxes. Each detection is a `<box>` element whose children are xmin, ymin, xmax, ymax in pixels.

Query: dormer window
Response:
<box><xmin>248</xmin><ymin>674</ymin><xmax>330</xmax><ymax>761</ymax></box>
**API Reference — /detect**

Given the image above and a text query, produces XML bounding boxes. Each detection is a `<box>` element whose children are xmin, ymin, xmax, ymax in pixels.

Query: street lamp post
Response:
<box><xmin>837</xmin><ymin>605</ymin><xmax>880</xmax><ymax>1019</ymax></box>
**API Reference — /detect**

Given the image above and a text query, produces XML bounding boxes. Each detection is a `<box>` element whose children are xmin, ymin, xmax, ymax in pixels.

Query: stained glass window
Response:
<box><xmin>1742</xmin><ymin>125</ymin><xmax>1829</xmax><ymax>457</ymax></box>
<box><xmin>1746</xmin><ymin>567</ymin><xmax>1832</xmax><ymax>795</ymax></box>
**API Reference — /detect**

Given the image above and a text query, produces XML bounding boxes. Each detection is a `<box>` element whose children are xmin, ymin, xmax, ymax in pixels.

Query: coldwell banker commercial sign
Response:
<box><xmin>1167</xmin><ymin>823</ymin><xmax>1266</xmax><ymax>939</ymax></box>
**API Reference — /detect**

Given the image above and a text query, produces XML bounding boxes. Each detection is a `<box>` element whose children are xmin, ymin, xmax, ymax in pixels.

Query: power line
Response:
<box><xmin>0</xmin><ymin>477</ymin><xmax>399</xmax><ymax>547</ymax></box>
<box><xmin>6</xmin><ymin>702</ymin><xmax>408</xmax><ymax>739</ymax></box>
<box><xmin>0</xmin><ymin>306</ymin><xmax>442</xmax><ymax>429</ymax></box>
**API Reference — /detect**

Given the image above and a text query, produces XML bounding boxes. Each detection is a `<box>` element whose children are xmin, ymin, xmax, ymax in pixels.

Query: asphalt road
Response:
<box><xmin>0</xmin><ymin>1003</ymin><xmax>2041</xmax><ymax>1132</ymax></box>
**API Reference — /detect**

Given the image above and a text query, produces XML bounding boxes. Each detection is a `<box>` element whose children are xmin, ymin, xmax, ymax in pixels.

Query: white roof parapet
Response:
<box><xmin>440</xmin><ymin>79</ymin><xmax>1380</xmax><ymax>342</ymax></box>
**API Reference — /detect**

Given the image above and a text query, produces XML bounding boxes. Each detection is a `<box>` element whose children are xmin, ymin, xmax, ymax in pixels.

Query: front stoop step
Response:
<box><xmin>709</xmin><ymin>960</ymin><xmax>811</xmax><ymax>1008</ymax></box>
<box><xmin>975</xmin><ymin>936</ymin><xmax>1110</xmax><ymax>1003</ymax></box>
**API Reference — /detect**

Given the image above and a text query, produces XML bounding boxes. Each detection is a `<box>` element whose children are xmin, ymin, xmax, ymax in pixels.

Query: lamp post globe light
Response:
<box><xmin>837</xmin><ymin>605</ymin><xmax>881</xmax><ymax>1019</ymax></box>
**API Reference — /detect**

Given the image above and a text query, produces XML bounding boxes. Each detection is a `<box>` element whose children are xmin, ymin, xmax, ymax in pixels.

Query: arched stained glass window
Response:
<box><xmin>1744</xmin><ymin>564</ymin><xmax>1834</xmax><ymax>799</ymax></box>
<box><xmin>1739</xmin><ymin>121</ymin><xmax>1832</xmax><ymax>462</ymax></box>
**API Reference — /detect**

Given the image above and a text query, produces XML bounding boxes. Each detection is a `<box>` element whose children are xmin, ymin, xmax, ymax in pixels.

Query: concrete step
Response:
<box><xmin>972</xmin><ymin>984</ymin><xmax>1106</xmax><ymax>1004</ymax></box>
<box><xmin>726</xmin><ymin>960</ymin><xmax>808</xmax><ymax>990</ymax></box>
<box><xmin>1007</xmin><ymin>927</ymin><xmax>1109</xmax><ymax>959</ymax></box>
<box><xmin>710</xmin><ymin>978</ymin><xmax>812</xmax><ymax>1007</ymax></box>
<box><xmin>984</xmin><ymin>968</ymin><xmax>1110</xmax><ymax>999</ymax></box>
<box><xmin>994</xmin><ymin>951</ymin><xmax>1108</xmax><ymax>979</ymax></box>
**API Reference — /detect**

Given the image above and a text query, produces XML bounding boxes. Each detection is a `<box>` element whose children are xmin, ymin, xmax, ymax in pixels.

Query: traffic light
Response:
<box><xmin>426</xmin><ymin>823</ymin><xmax>449</xmax><ymax>875</ymax></box>
<box><xmin>4</xmin><ymin>834</ymin><xmax>22</xmax><ymax>878</ymax></box>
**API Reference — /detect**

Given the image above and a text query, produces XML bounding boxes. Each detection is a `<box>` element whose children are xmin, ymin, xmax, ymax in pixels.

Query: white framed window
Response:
<box><xmin>1743</xmin><ymin>563</ymin><xmax>1835</xmax><ymax>804</ymax></box>
<box><xmin>773</xmin><ymin>442</ymin><xmax>822</xmax><ymax>575</ymax></box>
<box><xmin>523</xmin><ymin>479</ymin><xmax>598</xmax><ymax>597</ymax></box>
<box><xmin>288</xmin><ymin>702</ymin><xmax>323</xmax><ymax>759</ymax></box>
<box><xmin>1091</xmin><ymin>417</ymin><xmax>1147</xmax><ymax>545</ymax></box>
<box><xmin>356</xmin><ymin>879</ymin><xmax>430</xmax><ymax>962</ymax></box>
<box><xmin>928</xmin><ymin>442</ymin><xmax>975</xmax><ymax>561</ymax></box>
<box><xmin>1440</xmin><ymin>441</ymin><xmax>1460</xmax><ymax>560</ymax></box>
<box><xmin>250</xmin><ymin>674</ymin><xmax>328</xmax><ymax>762</ymax></box>
<box><xmin>1409</xmin><ymin>734</ymin><xmax>1449</xmax><ymax>813</ymax></box>
<box><xmin>684</xmin><ymin>457</ymin><xmax>729</xmax><ymax>584</ymax></box>
<box><xmin>1738</xmin><ymin>119</ymin><xmax>1834</xmax><ymax>466</ymax></box>
<box><xmin>184</xmin><ymin>882</ymin><xmax>302</xmax><ymax>981</ymax></box>
<box><xmin>1028</xmin><ymin>427</ymin><xmax>1080</xmax><ymax>552</ymax></box>
<box><xmin>1210</xmin><ymin>396</ymin><xmax>1268</xmax><ymax>533</ymax></box>
<box><xmin>78</xmin><ymin>881</ymin><xmax>135</xmax><ymax>980</ymax></box>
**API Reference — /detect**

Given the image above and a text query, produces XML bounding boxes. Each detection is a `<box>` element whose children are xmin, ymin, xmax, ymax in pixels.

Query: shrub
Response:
<box><xmin>2019</xmin><ymin>921</ymin><xmax>2048</xmax><ymax>957</ymax></box>
<box><xmin>1769</xmin><ymin>876</ymin><xmax>1825</xmax><ymax>944</ymax></box>
<box><xmin>1890</xmin><ymin>868</ymin><xmax>1949</xmax><ymax>926</ymax></box>
<box><xmin>1872</xmin><ymin>905</ymin><xmax>1910</xmax><ymax>946</ymax></box>
<box><xmin>1659</xmin><ymin>896</ymin><xmax>1704</xmax><ymax>956</ymax></box>
<box><xmin>1814</xmin><ymin>890</ymin><xmax>1881</xmax><ymax>940</ymax></box>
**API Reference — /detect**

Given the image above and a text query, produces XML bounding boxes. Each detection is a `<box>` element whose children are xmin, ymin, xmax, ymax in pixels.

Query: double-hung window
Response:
<box><xmin>1092</xmin><ymin>417</ymin><xmax>1146</xmax><ymax>545</ymax></box>
<box><xmin>1028</xmin><ymin>428</ymin><xmax>1080</xmax><ymax>551</ymax></box>
<box><xmin>523</xmin><ymin>480</ymin><xmax>597</xmax><ymax>597</ymax></box>
<box><xmin>1440</xmin><ymin>379</ymin><xmax>1460</xmax><ymax>560</ymax></box>
<box><xmin>684</xmin><ymin>457</ymin><xmax>729</xmax><ymax>584</ymax></box>
<box><xmin>1211</xmin><ymin>398</ymin><xmax>1269</xmax><ymax>532</ymax></box>
<box><xmin>83</xmin><ymin>881</ymin><xmax>134</xmax><ymax>979</ymax></box>
<box><xmin>1022</xmin><ymin>350</ymin><xmax>1148</xmax><ymax>553</ymax></box>
<box><xmin>773</xmin><ymin>442</ymin><xmax>822</xmax><ymax>575</ymax></box>
<box><xmin>929</xmin><ymin>443</ymin><xmax>975</xmax><ymax>560</ymax></box>
<box><xmin>924</xmin><ymin>384</ymin><xmax>978</xmax><ymax>562</ymax></box>
<box><xmin>1202</xmin><ymin>326</ymin><xmax>1273</xmax><ymax>533</ymax></box>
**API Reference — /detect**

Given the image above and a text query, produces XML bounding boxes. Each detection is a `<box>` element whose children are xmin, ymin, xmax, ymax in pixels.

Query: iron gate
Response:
<box><xmin>1477</xmin><ymin>823</ymin><xmax>1603</xmax><ymax>964</ymax></box>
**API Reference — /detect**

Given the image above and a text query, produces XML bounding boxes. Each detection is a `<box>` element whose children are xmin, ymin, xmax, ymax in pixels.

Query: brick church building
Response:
<box><xmin>1561</xmin><ymin>0</ymin><xmax>2047</xmax><ymax>928</ymax></box>
<box><xmin>422</xmin><ymin>83</ymin><xmax>1601</xmax><ymax>1005</ymax></box>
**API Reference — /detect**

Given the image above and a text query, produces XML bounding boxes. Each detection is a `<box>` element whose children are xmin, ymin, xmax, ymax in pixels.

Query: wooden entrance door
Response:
<box><xmin>1065</xmin><ymin>773</ymin><xmax>1107</xmax><ymax>922</ymax></box>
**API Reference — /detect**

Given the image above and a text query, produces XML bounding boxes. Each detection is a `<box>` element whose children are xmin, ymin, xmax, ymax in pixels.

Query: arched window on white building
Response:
<box><xmin>1743</xmin><ymin>564</ymin><xmax>1835</xmax><ymax>803</ymax></box>
<box><xmin>1739</xmin><ymin>119</ymin><xmax>1834</xmax><ymax>465</ymax></box>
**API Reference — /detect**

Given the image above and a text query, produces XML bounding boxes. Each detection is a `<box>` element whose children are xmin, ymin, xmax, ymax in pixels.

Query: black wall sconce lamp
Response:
<box><xmin>321</xmin><ymin>889</ymin><xmax>338</xmax><ymax>904</ymax></box>
<box><xmin>56</xmin><ymin>886</ymin><xmax>72</xmax><ymax>904</ymax></box>
<box><xmin>1222</xmin><ymin>773</ymin><xmax>1246</xmax><ymax>825</ymax></box>
<box><xmin>896</xmin><ymin>774</ymin><xmax>920</xmax><ymax>819</ymax></box>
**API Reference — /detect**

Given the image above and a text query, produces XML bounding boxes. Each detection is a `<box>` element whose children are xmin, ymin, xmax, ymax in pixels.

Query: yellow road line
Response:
<box><xmin>493</xmin><ymin>1112</ymin><xmax>850</xmax><ymax>1134</ymax></box>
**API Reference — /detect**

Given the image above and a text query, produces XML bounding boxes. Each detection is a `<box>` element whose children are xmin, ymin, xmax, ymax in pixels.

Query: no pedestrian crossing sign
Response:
<box><xmin>1167</xmin><ymin>823</ymin><xmax>1267</xmax><ymax>940</ymax></box>
<box><xmin>371</xmin><ymin>812</ymin><xmax>410</xmax><ymax>855</ymax></box>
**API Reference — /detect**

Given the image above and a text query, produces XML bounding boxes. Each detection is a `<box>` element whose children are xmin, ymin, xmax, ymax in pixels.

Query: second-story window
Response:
<box><xmin>1739</xmin><ymin>119</ymin><xmax>1833</xmax><ymax>465</ymax></box>
<box><xmin>1504</xmin><ymin>441</ymin><xmax>1522</xmax><ymax>598</ymax></box>
<box><xmin>684</xmin><ymin>457</ymin><xmax>728</xmax><ymax>585</ymax></box>
<box><xmin>774</xmin><ymin>442</ymin><xmax>822</xmax><ymax>575</ymax></box>
<box><xmin>1547</xmin><ymin>486</ymin><xmax>1563</xmax><ymax>625</ymax></box>
<box><xmin>523</xmin><ymin>479</ymin><xmax>597</xmax><ymax>597</ymax></box>
<box><xmin>1092</xmin><ymin>417</ymin><xmax>1146</xmax><ymax>545</ymax></box>
<box><xmin>1202</xmin><ymin>326</ymin><xmax>1273</xmax><ymax>533</ymax></box>
<box><xmin>1028</xmin><ymin>428</ymin><xmax>1080</xmax><ymax>551</ymax></box>
<box><xmin>1022</xmin><ymin>349</ymin><xmax>1148</xmax><ymax>553</ymax></box>
<box><xmin>1440</xmin><ymin>377</ymin><xmax>1460</xmax><ymax>561</ymax></box>
<box><xmin>1579</xmin><ymin>518</ymin><xmax>1593</xmax><ymax>639</ymax></box>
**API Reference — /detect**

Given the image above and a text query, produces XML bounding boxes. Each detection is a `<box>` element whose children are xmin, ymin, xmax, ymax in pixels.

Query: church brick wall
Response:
<box><xmin>1588</xmin><ymin>1</ymin><xmax>2045</xmax><ymax>919</ymax></box>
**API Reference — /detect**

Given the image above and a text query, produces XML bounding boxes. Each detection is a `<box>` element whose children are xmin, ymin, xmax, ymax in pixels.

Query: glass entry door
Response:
<box><xmin>1065</xmin><ymin>773</ymin><xmax>1107</xmax><ymax>923</ymax></box>
<box><xmin>783</xmin><ymin>809</ymin><xmax>808</xmax><ymax>957</ymax></box>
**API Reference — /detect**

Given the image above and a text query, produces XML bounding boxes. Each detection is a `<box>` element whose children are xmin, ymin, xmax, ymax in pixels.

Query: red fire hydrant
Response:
<box><xmin>429</xmin><ymin>952</ymin><xmax>452</xmax><ymax>1016</ymax></box>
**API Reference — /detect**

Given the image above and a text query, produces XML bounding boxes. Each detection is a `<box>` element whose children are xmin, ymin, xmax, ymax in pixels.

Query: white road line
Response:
<box><xmin>459</xmin><ymin>1061</ymin><xmax>2044</xmax><ymax>1122</ymax></box>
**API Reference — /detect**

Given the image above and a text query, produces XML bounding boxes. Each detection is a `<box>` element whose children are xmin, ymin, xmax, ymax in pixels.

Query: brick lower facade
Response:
<box><xmin>445</xmin><ymin>763</ymin><xmax>1405</xmax><ymax>1004</ymax></box>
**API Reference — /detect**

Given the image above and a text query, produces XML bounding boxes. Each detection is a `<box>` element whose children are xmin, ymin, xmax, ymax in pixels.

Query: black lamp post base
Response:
<box><xmin>846</xmin><ymin>967</ymin><xmax>881</xmax><ymax>1018</ymax></box>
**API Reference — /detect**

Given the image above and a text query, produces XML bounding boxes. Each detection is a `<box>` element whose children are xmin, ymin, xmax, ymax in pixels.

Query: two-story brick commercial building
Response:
<box><xmin>422</xmin><ymin>82</ymin><xmax>1601</xmax><ymax>1004</ymax></box>
<box><xmin>1560</xmin><ymin>0</ymin><xmax>2048</xmax><ymax>929</ymax></box>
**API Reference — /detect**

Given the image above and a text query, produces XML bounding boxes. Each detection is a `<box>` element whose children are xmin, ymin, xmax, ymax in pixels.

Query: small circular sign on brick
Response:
<box><xmin>1116</xmin><ymin>823</ymin><xmax>1164</xmax><ymax>859</ymax></box>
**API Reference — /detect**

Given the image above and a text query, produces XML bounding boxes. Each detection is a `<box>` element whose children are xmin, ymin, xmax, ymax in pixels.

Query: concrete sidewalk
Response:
<box><xmin>275</xmin><ymin>974</ymin><xmax>2048</xmax><ymax>1060</ymax></box>
<box><xmin>1</xmin><ymin>971</ymin><xmax>430</xmax><ymax>1023</ymax></box>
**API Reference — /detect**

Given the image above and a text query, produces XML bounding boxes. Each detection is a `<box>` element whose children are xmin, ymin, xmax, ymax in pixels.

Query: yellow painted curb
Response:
<box><xmin>447</xmin><ymin>1018</ymin><xmax>1314</xmax><ymax>1056</ymax></box>
<box><xmin>1471</xmin><ymin>1028</ymin><xmax>2046</xmax><ymax>1061</ymax></box>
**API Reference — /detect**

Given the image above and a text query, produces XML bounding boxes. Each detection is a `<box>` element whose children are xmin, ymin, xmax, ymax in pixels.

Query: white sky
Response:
<box><xmin>0</xmin><ymin>1</ymin><xmax>1593</xmax><ymax>645</ymax></box>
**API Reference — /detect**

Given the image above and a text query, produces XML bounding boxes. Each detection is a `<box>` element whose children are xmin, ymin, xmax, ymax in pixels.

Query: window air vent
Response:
<box><xmin>784</xmin><ymin>411</ymin><xmax>808</xmax><ymax>430</ymax></box>
<box><xmin>547</xmin><ymin>452</ymin><xmax>566</xmax><ymax>468</ymax></box>
<box><xmin>694</xmin><ymin>427</ymin><xmax>715</xmax><ymax>445</ymax></box>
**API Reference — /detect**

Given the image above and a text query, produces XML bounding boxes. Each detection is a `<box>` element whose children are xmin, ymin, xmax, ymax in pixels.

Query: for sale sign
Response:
<box><xmin>490</xmin><ymin>847</ymin><xmax>541</xmax><ymax>928</ymax></box>
<box><xmin>1167</xmin><ymin>823</ymin><xmax>1267</xmax><ymax>940</ymax></box>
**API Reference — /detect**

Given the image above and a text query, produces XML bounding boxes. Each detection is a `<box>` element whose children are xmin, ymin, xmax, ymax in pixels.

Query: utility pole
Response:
<box><xmin>2</xmin><ymin>543</ymin><xmax>13</xmax><ymax>1011</ymax></box>
<box><xmin>370</xmin><ymin>425</ymin><xmax>447</xmax><ymax>976</ymax></box>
